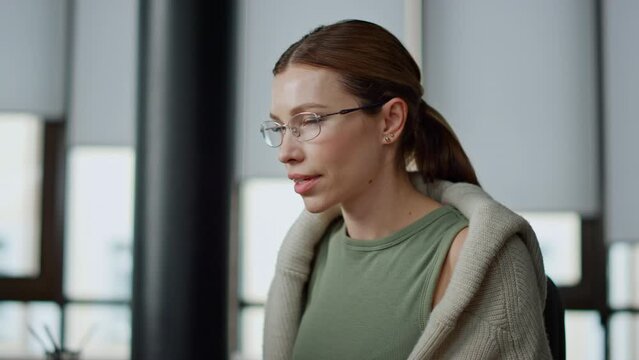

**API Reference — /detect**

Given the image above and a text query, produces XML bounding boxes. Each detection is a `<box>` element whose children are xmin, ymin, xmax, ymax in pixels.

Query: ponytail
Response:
<box><xmin>411</xmin><ymin>99</ymin><xmax>480</xmax><ymax>186</ymax></box>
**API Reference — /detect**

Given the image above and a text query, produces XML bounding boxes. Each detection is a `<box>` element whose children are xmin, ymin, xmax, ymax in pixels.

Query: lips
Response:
<box><xmin>289</xmin><ymin>174</ymin><xmax>321</xmax><ymax>195</ymax></box>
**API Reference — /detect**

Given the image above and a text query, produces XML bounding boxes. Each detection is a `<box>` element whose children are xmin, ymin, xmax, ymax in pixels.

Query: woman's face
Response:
<box><xmin>270</xmin><ymin>65</ymin><xmax>387</xmax><ymax>213</ymax></box>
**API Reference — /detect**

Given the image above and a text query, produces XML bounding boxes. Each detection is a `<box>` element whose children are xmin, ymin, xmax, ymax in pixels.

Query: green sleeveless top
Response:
<box><xmin>291</xmin><ymin>205</ymin><xmax>468</xmax><ymax>360</ymax></box>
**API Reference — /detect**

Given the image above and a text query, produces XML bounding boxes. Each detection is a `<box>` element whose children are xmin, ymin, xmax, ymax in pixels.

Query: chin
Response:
<box><xmin>301</xmin><ymin>196</ymin><xmax>335</xmax><ymax>214</ymax></box>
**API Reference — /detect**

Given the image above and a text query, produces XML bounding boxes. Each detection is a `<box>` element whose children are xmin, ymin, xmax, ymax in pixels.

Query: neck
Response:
<box><xmin>340</xmin><ymin>170</ymin><xmax>441</xmax><ymax>240</ymax></box>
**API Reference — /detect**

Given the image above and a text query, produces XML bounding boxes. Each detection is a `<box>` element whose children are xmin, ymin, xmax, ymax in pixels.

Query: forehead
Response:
<box><xmin>270</xmin><ymin>65</ymin><xmax>351</xmax><ymax>115</ymax></box>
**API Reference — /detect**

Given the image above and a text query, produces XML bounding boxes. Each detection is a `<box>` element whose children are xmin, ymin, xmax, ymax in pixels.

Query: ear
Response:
<box><xmin>380</xmin><ymin>97</ymin><xmax>408</xmax><ymax>144</ymax></box>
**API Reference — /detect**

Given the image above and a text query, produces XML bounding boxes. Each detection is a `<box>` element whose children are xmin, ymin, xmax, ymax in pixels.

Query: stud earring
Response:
<box><xmin>384</xmin><ymin>136</ymin><xmax>391</xmax><ymax>143</ymax></box>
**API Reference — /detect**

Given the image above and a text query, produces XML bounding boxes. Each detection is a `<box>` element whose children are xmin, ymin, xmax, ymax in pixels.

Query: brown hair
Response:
<box><xmin>273</xmin><ymin>19</ymin><xmax>479</xmax><ymax>186</ymax></box>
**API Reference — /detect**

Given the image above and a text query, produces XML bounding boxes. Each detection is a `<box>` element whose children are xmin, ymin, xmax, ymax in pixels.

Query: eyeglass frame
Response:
<box><xmin>260</xmin><ymin>101</ymin><xmax>387</xmax><ymax>148</ymax></box>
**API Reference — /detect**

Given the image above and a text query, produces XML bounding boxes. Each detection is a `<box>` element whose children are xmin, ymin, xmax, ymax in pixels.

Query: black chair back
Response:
<box><xmin>544</xmin><ymin>276</ymin><xmax>565</xmax><ymax>360</ymax></box>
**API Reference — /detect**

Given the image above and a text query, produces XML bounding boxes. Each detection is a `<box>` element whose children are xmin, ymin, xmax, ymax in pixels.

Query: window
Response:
<box><xmin>518</xmin><ymin>212</ymin><xmax>582</xmax><ymax>287</ymax></box>
<box><xmin>0</xmin><ymin>134</ymin><xmax>135</xmax><ymax>359</ymax></box>
<box><xmin>0</xmin><ymin>114</ymin><xmax>44</xmax><ymax>278</ymax></box>
<box><xmin>64</xmin><ymin>147</ymin><xmax>135</xmax><ymax>300</ymax></box>
<box><xmin>0</xmin><ymin>302</ymin><xmax>60</xmax><ymax>357</ymax></box>
<box><xmin>608</xmin><ymin>242</ymin><xmax>639</xmax><ymax>360</ymax></box>
<box><xmin>62</xmin><ymin>147</ymin><xmax>134</xmax><ymax>359</ymax></box>
<box><xmin>236</xmin><ymin>178</ymin><xmax>303</xmax><ymax>358</ymax></box>
<box><xmin>565</xmin><ymin>310</ymin><xmax>605</xmax><ymax>360</ymax></box>
<box><xmin>0</xmin><ymin>115</ymin><xmax>65</xmax><ymax>357</ymax></box>
<box><xmin>609</xmin><ymin>311</ymin><xmax>639</xmax><ymax>360</ymax></box>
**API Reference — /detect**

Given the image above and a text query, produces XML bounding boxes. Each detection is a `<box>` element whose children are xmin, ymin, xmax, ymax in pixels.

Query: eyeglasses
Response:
<box><xmin>260</xmin><ymin>102</ymin><xmax>385</xmax><ymax>147</ymax></box>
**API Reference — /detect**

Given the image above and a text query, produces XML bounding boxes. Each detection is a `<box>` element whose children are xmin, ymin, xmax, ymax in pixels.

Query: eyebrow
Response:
<box><xmin>269</xmin><ymin>102</ymin><xmax>329</xmax><ymax>121</ymax></box>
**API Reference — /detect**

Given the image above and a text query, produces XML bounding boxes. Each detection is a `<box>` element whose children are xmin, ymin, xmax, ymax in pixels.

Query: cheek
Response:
<box><xmin>313</xmin><ymin>125</ymin><xmax>383</xmax><ymax>179</ymax></box>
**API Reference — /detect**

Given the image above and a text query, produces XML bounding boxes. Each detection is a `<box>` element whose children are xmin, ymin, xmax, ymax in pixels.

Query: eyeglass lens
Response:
<box><xmin>261</xmin><ymin>113</ymin><xmax>321</xmax><ymax>147</ymax></box>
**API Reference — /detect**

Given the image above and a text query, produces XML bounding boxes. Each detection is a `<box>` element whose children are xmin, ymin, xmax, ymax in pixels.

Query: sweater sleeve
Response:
<box><xmin>426</xmin><ymin>236</ymin><xmax>552</xmax><ymax>359</ymax></box>
<box><xmin>263</xmin><ymin>207</ymin><xmax>341</xmax><ymax>360</ymax></box>
<box><xmin>496</xmin><ymin>236</ymin><xmax>552</xmax><ymax>359</ymax></box>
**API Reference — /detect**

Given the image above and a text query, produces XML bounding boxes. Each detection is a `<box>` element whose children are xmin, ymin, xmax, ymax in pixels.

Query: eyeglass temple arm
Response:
<box><xmin>332</xmin><ymin>101</ymin><xmax>387</xmax><ymax>116</ymax></box>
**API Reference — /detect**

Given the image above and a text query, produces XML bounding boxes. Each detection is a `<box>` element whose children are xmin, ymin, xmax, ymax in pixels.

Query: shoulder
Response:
<box><xmin>447</xmin><ymin>226</ymin><xmax>468</xmax><ymax>267</ymax></box>
<box><xmin>432</xmin><ymin>226</ymin><xmax>468</xmax><ymax>307</ymax></box>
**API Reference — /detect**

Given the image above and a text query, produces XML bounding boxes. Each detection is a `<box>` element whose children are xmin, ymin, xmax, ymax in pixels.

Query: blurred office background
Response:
<box><xmin>0</xmin><ymin>0</ymin><xmax>637</xmax><ymax>359</ymax></box>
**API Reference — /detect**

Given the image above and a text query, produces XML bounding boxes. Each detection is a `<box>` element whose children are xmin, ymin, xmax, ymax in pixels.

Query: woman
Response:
<box><xmin>261</xmin><ymin>19</ymin><xmax>551</xmax><ymax>359</ymax></box>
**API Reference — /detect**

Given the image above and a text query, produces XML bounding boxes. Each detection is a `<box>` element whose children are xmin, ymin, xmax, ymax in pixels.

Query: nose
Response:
<box><xmin>278</xmin><ymin>130</ymin><xmax>304</xmax><ymax>164</ymax></box>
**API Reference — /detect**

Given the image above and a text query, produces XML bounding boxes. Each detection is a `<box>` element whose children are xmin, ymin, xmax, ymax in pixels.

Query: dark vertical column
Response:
<box><xmin>131</xmin><ymin>0</ymin><xmax>235</xmax><ymax>359</ymax></box>
<box><xmin>594</xmin><ymin>0</ymin><xmax>610</xmax><ymax>358</ymax></box>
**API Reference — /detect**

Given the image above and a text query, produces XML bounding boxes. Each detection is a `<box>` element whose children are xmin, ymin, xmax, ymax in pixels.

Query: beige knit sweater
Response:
<box><xmin>263</xmin><ymin>177</ymin><xmax>552</xmax><ymax>359</ymax></box>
